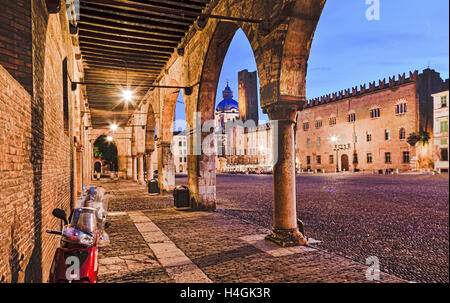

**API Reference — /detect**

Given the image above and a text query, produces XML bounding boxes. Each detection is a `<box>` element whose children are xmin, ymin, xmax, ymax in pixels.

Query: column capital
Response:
<box><xmin>262</xmin><ymin>101</ymin><xmax>305</xmax><ymax>123</ymax></box>
<box><xmin>157</xmin><ymin>142</ymin><xmax>172</xmax><ymax>148</ymax></box>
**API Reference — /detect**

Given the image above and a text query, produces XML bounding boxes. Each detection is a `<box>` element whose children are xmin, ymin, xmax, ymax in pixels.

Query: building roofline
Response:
<box><xmin>305</xmin><ymin>70</ymin><xmax>422</xmax><ymax>109</ymax></box>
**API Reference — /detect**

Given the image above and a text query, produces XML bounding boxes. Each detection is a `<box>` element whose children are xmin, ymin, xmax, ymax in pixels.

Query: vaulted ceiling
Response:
<box><xmin>77</xmin><ymin>0</ymin><xmax>210</xmax><ymax>128</ymax></box>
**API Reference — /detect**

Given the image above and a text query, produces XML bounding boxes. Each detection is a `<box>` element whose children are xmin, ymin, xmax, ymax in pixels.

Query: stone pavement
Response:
<box><xmin>96</xmin><ymin>180</ymin><xmax>405</xmax><ymax>283</ymax></box>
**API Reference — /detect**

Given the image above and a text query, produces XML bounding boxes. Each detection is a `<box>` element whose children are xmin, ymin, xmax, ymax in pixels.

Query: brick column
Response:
<box><xmin>264</xmin><ymin>102</ymin><xmax>307</xmax><ymax>247</ymax></box>
<box><xmin>138</xmin><ymin>153</ymin><xmax>145</xmax><ymax>184</ymax></box>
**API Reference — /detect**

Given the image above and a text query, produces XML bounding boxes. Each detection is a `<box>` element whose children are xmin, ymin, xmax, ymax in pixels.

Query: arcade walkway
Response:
<box><xmin>96</xmin><ymin>181</ymin><xmax>404</xmax><ymax>283</ymax></box>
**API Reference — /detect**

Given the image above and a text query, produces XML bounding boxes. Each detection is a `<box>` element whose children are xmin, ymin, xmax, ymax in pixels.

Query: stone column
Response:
<box><xmin>138</xmin><ymin>153</ymin><xmax>145</xmax><ymax>184</ymax></box>
<box><xmin>131</xmin><ymin>136</ymin><xmax>138</xmax><ymax>182</ymax></box>
<box><xmin>132</xmin><ymin>156</ymin><xmax>137</xmax><ymax>182</ymax></box>
<box><xmin>157</xmin><ymin>142</ymin><xmax>175</xmax><ymax>192</ymax></box>
<box><xmin>264</xmin><ymin>102</ymin><xmax>307</xmax><ymax>247</ymax></box>
<box><xmin>76</xmin><ymin>144</ymin><xmax>83</xmax><ymax>195</ymax></box>
<box><xmin>146</xmin><ymin>150</ymin><xmax>154</xmax><ymax>181</ymax></box>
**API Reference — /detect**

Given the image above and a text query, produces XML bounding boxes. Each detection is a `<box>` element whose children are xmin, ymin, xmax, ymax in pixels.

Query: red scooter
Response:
<box><xmin>47</xmin><ymin>187</ymin><xmax>110</xmax><ymax>283</ymax></box>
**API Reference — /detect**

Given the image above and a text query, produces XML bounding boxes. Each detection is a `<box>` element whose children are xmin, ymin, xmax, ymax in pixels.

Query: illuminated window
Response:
<box><xmin>366</xmin><ymin>132</ymin><xmax>372</xmax><ymax>142</ymax></box>
<box><xmin>367</xmin><ymin>153</ymin><xmax>373</xmax><ymax>163</ymax></box>
<box><xmin>403</xmin><ymin>152</ymin><xmax>410</xmax><ymax>163</ymax></box>
<box><xmin>399</xmin><ymin>128</ymin><xmax>406</xmax><ymax>140</ymax></box>
<box><xmin>385</xmin><ymin>130</ymin><xmax>391</xmax><ymax>141</ymax></box>
<box><xmin>385</xmin><ymin>152</ymin><xmax>391</xmax><ymax>164</ymax></box>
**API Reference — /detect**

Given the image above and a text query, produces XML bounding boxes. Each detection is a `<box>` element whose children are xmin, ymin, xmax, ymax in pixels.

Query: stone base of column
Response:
<box><xmin>265</xmin><ymin>227</ymin><xmax>307</xmax><ymax>247</ymax></box>
<box><xmin>192</xmin><ymin>200</ymin><xmax>216</xmax><ymax>211</ymax></box>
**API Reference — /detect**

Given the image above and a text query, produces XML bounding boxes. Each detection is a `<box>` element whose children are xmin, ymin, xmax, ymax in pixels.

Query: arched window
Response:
<box><xmin>399</xmin><ymin>128</ymin><xmax>406</xmax><ymax>140</ymax></box>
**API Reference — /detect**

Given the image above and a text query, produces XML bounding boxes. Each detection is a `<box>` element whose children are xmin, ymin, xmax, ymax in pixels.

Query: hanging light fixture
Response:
<box><xmin>109</xmin><ymin>124</ymin><xmax>118</xmax><ymax>132</ymax></box>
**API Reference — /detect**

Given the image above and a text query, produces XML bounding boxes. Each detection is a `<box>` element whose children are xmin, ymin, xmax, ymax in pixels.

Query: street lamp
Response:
<box><xmin>106</xmin><ymin>136</ymin><xmax>114</xmax><ymax>142</ymax></box>
<box><xmin>109</xmin><ymin>123</ymin><xmax>118</xmax><ymax>132</ymax></box>
<box><xmin>330</xmin><ymin>136</ymin><xmax>339</xmax><ymax>172</ymax></box>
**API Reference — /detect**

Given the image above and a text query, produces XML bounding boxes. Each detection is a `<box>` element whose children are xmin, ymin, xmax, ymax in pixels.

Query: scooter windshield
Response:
<box><xmin>71</xmin><ymin>208</ymin><xmax>98</xmax><ymax>235</ymax></box>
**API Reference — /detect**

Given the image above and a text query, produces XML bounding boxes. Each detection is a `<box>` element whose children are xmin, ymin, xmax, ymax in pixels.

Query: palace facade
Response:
<box><xmin>296</xmin><ymin>69</ymin><xmax>446</xmax><ymax>173</ymax></box>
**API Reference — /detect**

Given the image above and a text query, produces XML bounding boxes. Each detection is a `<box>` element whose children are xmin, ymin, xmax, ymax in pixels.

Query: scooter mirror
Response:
<box><xmin>52</xmin><ymin>208</ymin><xmax>68</xmax><ymax>225</ymax></box>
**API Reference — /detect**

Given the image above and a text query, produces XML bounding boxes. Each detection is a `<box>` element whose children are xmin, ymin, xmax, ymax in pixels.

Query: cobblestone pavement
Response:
<box><xmin>189</xmin><ymin>173</ymin><xmax>448</xmax><ymax>283</ymax></box>
<box><xmin>96</xmin><ymin>180</ymin><xmax>405</xmax><ymax>283</ymax></box>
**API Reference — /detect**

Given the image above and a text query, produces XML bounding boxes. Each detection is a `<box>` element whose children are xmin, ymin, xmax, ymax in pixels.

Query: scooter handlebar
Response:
<box><xmin>46</xmin><ymin>230</ymin><xmax>62</xmax><ymax>235</ymax></box>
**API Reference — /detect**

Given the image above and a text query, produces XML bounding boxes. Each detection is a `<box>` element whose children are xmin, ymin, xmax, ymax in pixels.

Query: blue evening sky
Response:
<box><xmin>174</xmin><ymin>0</ymin><xmax>449</xmax><ymax>129</ymax></box>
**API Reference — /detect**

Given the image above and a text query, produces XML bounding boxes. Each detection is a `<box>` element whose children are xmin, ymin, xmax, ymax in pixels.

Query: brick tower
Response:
<box><xmin>238</xmin><ymin>70</ymin><xmax>259</xmax><ymax>123</ymax></box>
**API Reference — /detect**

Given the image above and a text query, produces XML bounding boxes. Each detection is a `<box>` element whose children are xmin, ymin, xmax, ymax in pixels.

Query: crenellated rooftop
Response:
<box><xmin>305</xmin><ymin>70</ymin><xmax>420</xmax><ymax>109</ymax></box>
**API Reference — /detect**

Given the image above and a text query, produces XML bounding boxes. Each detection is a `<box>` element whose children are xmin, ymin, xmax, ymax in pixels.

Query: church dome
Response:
<box><xmin>216</xmin><ymin>83</ymin><xmax>239</xmax><ymax>112</ymax></box>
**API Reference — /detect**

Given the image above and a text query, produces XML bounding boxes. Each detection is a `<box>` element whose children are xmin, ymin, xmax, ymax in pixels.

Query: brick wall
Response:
<box><xmin>0</xmin><ymin>0</ymin><xmax>33</xmax><ymax>95</ymax></box>
<box><xmin>0</xmin><ymin>0</ymin><xmax>79</xmax><ymax>282</ymax></box>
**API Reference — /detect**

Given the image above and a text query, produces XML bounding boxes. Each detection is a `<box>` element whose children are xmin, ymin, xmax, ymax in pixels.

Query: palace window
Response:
<box><xmin>317</xmin><ymin>155</ymin><xmax>322</xmax><ymax>164</ymax></box>
<box><xmin>366</xmin><ymin>132</ymin><xmax>372</xmax><ymax>142</ymax></box>
<box><xmin>179</xmin><ymin>141</ymin><xmax>182</xmax><ymax>147</ymax></box>
<box><xmin>385</xmin><ymin>130</ymin><xmax>391</xmax><ymax>141</ymax></box>
<box><xmin>403</xmin><ymin>152</ymin><xmax>410</xmax><ymax>163</ymax></box>
<box><xmin>303</xmin><ymin>122</ymin><xmax>310</xmax><ymax>131</ymax></box>
<box><xmin>315</xmin><ymin>120</ymin><xmax>323</xmax><ymax>129</ymax></box>
<box><xmin>385</xmin><ymin>152</ymin><xmax>392</xmax><ymax>164</ymax></box>
<box><xmin>329</xmin><ymin>155</ymin><xmax>334</xmax><ymax>164</ymax></box>
<box><xmin>371</xmin><ymin>108</ymin><xmax>381</xmax><ymax>118</ymax></box>
<box><xmin>348</xmin><ymin>113</ymin><xmax>356</xmax><ymax>123</ymax></box>
<box><xmin>179</xmin><ymin>157</ymin><xmax>183</xmax><ymax>163</ymax></box>
<box><xmin>307</xmin><ymin>138</ymin><xmax>311</xmax><ymax>148</ymax></box>
<box><xmin>396</xmin><ymin>103</ymin><xmax>407</xmax><ymax>114</ymax></box>
<box><xmin>367</xmin><ymin>153</ymin><xmax>373</xmax><ymax>163</ymax></box>
<box><xmin>318</xmin><ymin>137</ymin><xmax>321</xmax><ymax>147</ymax></box>
<box><xmin>329</xmin><ymin>117</ymin><xmax>337</xmax><ymax>126</ymax></box>
<box><xmin>441</xmin><ymin>96</ymin><xmax>447</xmax><ymax>108</ymax></box>
<box><xmin>399</xmin><ymin>128</ymin><xmax>406</xmax><ymax>140</ymax></box>
<box><xmin>307</xmin><ymin>156</ymin><xmax>311</xmax><ymax>165</ymax></box>
<box><xmin>184</xmin><ymin>157</ymin><xmax>187</xmax><ymax>162</ymax></box>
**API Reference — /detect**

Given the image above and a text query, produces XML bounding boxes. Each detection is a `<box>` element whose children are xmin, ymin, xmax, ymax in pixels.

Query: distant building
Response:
<box><xmin>296</xmin><ymin>69</ymin><xmax>446</xmax><ymax>173</ymax></box>
<box><xmin>238</xmin><ymin>70</ymin><xmax>259</xmax><ymax>123</ymax></box>
<box><xmin>173</xmin><ymin>131</ymin><xmax>188</xmax><ymax>173</ymax></box>
<box><xmin>215</xmin><ymin>81</ymin><xmax>273</xmax><ymax>173</ymax></box>
<box><xmin>432</xmin><ymin>81</ymin><xmax>449</xmax><ymax>173</ymax></box>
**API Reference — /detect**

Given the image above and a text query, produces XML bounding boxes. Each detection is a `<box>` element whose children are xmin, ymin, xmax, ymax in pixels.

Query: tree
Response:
<box><xmin>93</xmin><ymin>135</ymin><xmax>118</xmax><ymax>171</ymax></box>
<box><xmin>407</xmin><ymin>131</ymin><xmax>431</xmax><ymax>146</ymax></box>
